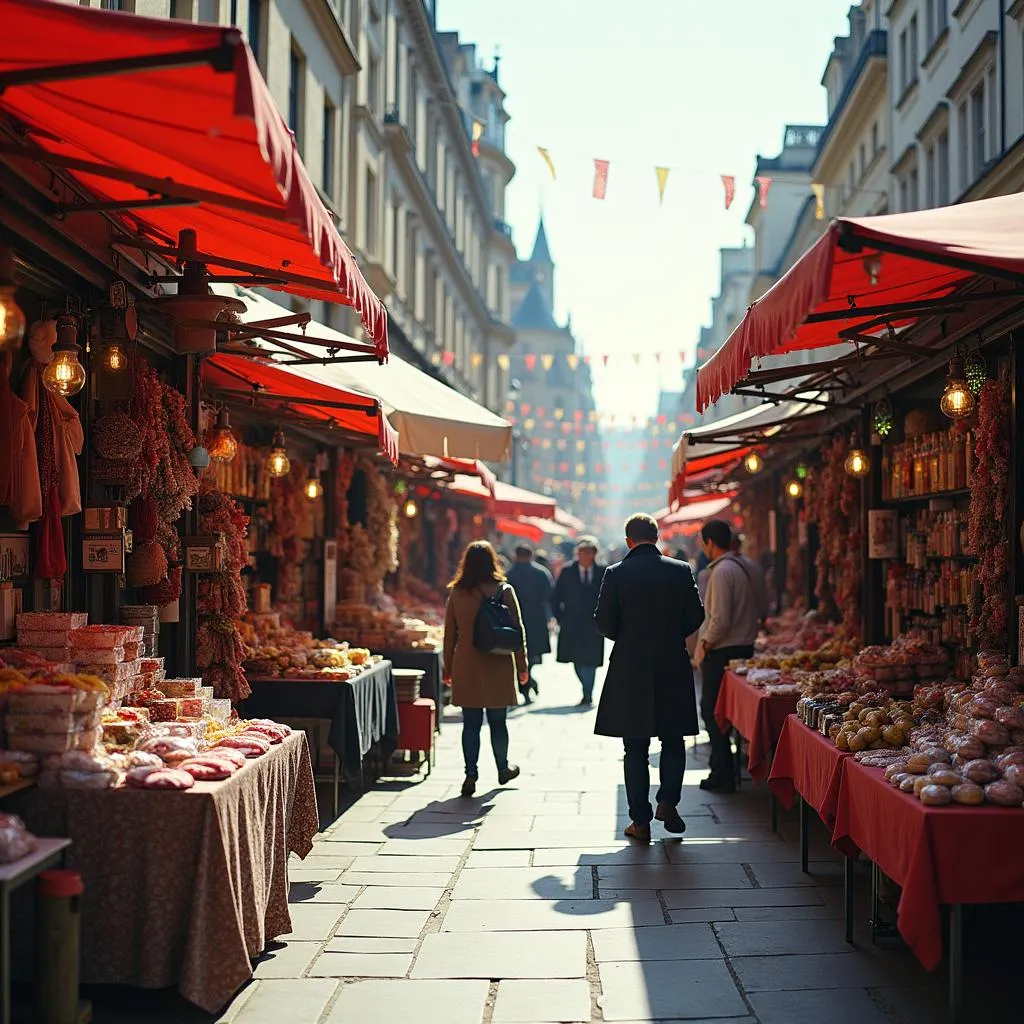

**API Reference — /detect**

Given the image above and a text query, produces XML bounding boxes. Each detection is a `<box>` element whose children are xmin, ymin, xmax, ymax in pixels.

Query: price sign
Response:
<box><xmin>83</xmin><ymin>533</ymin><xmax>125</xmax><ymax>572</ymax></box>
<box><xmin>322</xmin><ymin>540</ymin><xmax>338</xmax><ymax>626</ymax></box>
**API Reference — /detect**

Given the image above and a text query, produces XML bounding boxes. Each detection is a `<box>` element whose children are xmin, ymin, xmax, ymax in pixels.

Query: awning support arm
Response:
<box><xmin>54</xmin><ymin>196</ymin><xmax>199</xmax><ymax>216</ymax></box>
<box><xmin>729</xmin><ymin>387</ymin><xmax>863</xmax><ymax>411</ymax></box>
<box><xmin>169</xmin><ymin>318</ymin><xmax>377</xmax><ymax>357</ymax></box>
<box><xmin>210</xmin><ymin>387</ymin><xmax>380</xmax><ymax>418</ymax></box>
<box><xmin>0</xmin><ymin>37</ymin><xmax>240</xmax><ymax>92</ymax></box>
<box><xmin>738</xmin><ymin>350</ymin><xmax>904</xmax><ymax>388</ymax></box>
<box><xmin>839</xmin><ymin>329</ymin><xmax>936</xmax><ymax>359</ymax></box>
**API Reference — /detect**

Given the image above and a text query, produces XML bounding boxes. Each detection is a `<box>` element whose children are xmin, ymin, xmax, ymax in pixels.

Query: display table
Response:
<box><xmin>0</xmin><ymin>837</ymin><xmax>71</xmax><ymax>1024</ymax></box>
<box><xmin>768</xmin><ymin>714</ymin><xmax>853</xmax><ymax>871</ymax></box>
<box><xmin>8</xmin><ymin>734</ymin><xmax>317</xmax><ymax>1014</ymax></box>
<box><xmin>714</xmin><ymin>670</ymin><xmax>799</xmax><ymax>790</ymax></box>
<box><xmin>244</xmin><ymin>661</ymin><xmax>399</xmax><ymax>813</ymax></box>
<box><xmin>379</xmin><ymin>648</ymin><xmax>443</xmax><ymax>732</ymax></box>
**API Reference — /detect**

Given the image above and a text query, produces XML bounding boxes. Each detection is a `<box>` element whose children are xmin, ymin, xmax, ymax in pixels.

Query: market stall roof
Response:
<box><xmin>213</xmin><ymin>286</ymin><xmax>512</xmax><ymax>462</ymax></box>
<box><xmin>696</xmin><ymin>194</ymin><xmax>1024</xmax><ymax>411</ymax></box>
<box><xmin>447</xmin><ymin>476</ymin><xmax>557</xmax><ymax>519</ymax></box>
<box><xmin>658</xmin><ymin>495</ymin><xmax>734</xmax><ymax>540</ymax></box>
<box><xmin>423</xmin><ymin>456</ymin><xmax>498</xmax><ymax>498</ymax></box>
<box><xmin>204</xmin><ymin>353</ymin><xmax>400</xmax><ymax>464</ymax></box>
<box><xmin>0</xmin><ymin>0</ymin><xmax>388</xmax><ymax>358</ymax></box>
<box><xmin>554</xmin><ymin>508</ymin><xmax>586</xmax><ymax>533</ymax></box>
<box><xmin>496</xmin><ymin>516</ymin><xmax>570</xmax><ymax>544</ymax></box>
<box><xmin>670</xmin><ymin>399</ymin><xmax>823</xmax><ymax>504</ymax></box>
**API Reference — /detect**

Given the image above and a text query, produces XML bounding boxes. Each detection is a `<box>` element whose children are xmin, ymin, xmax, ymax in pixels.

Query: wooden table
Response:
<box><xmin>0</xmin><ymin>837</ymin><xmax>71</xmax><ymax>1024</ymax></box>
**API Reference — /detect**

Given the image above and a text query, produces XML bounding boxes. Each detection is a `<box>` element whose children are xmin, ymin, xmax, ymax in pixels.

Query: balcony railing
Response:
<box><xmin>493</xmin><ymin>218</ymin><xmax>513</xmax><ymax>239</ymax></box>
<box><xmin>384</xmin><ymin>104</ymin><xmax>401</xmax><ymax>125</ymax></box>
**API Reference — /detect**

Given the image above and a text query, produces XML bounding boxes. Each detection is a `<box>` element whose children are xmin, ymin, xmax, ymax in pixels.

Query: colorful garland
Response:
<box><xmin>968</xmin><ymin>375</ymin><xmax>1010</xmax><ymax>649</ymax></box>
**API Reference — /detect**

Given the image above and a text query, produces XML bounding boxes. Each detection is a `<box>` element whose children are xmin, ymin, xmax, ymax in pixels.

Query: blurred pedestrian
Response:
<box><xmin>693</xmin><ymin>520</ymin><xmax>760</xmax><ymax>793</ymax></box>
<box><xmin>506</xmin><ymin>543</ymin><xmax>554</xmax><ymax>704</ymax></box>
<box><xmin>554</xmin><ymin>536</ymin><xmax>607</xmax><ymax>707</ymax></box>
<box><xmin>443</xmin><ymin>541</ymin><xmax>528</xmax><ymax>798</ymax></box>
<box><xmin>594</xmin><ymin>514</ymin><xmax>705</xmax><ymax>840</ymax></box>
<box><xmin>731</xmin><ymin>533</ymin><xmax>769</xmax><ymax>626</ymax></box>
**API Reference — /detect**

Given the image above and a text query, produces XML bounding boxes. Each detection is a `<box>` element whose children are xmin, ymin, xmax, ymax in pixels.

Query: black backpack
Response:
<box><xmin>473</xmin><ymin>585</ymin><xmax>523</xmax><ymax>655</ymax></box>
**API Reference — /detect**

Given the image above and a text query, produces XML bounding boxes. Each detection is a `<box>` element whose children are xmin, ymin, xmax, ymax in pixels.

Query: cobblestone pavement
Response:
<box><xmin>91</xmin><ymin>657</ymin><xmax>1015</xmax><ymax>1023</ymax></box>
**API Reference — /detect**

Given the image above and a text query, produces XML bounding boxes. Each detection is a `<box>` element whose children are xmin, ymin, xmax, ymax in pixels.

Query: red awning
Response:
<box><xmin>696</xmin><ymin>194</ymin><xmax>1024</xmax><ymax>411</ymax></box>
<box><xmin>496</xmin><ymin>516</ymin><xmax>569</xmax><ymax>544</ymax></box>
<box><xmin>447</xmin><ymin>476</ymin><xmax>557</xmax><ymax>519</ymax></box>
<box><xmin>204</xmin><ymin>353</ymin><xmax>399</xmax><ymax>464</ymax></box>
<box><xmin>423</xmin><ymin>456</ymin><xmax>497</xmax><ymax>498</ymax></box>
<box><xmin>658</xmin><ymin>495</ymin><xmax>734</xmax><ymax>540</ymax></box>
<box><xmin>0</xmin><ymin>0</ymin><xmax>388</xmax><ymax>358</ymax></box>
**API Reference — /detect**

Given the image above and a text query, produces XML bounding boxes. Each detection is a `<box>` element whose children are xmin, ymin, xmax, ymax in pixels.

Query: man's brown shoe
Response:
<box><xmin>624</xmin><ymin>821</ymin><xmax>651</xmax><ymax>842</ymax></box>
<box><xmin>655</xmin><ymin>802</ymin><xmax>686</xmax><ymax>834</ymax></box>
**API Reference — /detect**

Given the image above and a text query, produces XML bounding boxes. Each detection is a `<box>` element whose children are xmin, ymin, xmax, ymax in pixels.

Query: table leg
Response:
<box><xmin>870</xmin><ymin>861</ymin><xmax>879</xmax><ymax>945</ymax></box>
<box><xmin>949</xmin><ymin>904</ymin><xmax>963</xmax><ymax>1024</ymax></box>
<box><xmin>733</xmin><ymin>731</ymin><xmax>743</xmax><ymax>789</ymax></box>
<box><xmin>333</xmin><ymin>754</ymin><xmax>340</xmax><ymax>821</ymax></box>
<box><xmin>768</xmin><ymin>743</ymin><xmax>778</xmax><ymax>832</ymax></box>
<box><xmin>799</xmin><ymin>797</ymin><xmax>809</xmax><ymax>873</ymax></box>
<box><xmin>1</xmin><ymin>882</ymin><xmax>10</xmax><ymax>1024</ymax></box>
<box><xmin>844</xmin><ymin>856</ymin><xmax>854</xmax><ymax>945</ymax></box>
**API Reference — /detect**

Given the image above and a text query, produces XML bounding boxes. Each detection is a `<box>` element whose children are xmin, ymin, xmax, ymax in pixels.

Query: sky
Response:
<box><xmin>438</xmin><ymin>0</ymin><xmax>855</xmax><ymax>420</ymax></box>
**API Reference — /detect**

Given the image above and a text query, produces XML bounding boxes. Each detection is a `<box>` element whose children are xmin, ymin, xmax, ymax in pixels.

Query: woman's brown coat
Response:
<box><xmin>443</xmin><ymin>582</ymin><xmax>528</xmax><ymax>709</ymax></box>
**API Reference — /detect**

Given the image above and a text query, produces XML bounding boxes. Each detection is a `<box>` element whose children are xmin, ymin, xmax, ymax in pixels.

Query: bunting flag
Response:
<box><xmin>470</xmin><ymin>352</ymin><xmax>484</xmax><ymax>368</ymax></box>
<box><xmin>541</xmin><ymin>354</ymin><xmax>555</xmax><ymax>370</ymax></box>
<box><xmin>655</xmin><ymin>166</ymin><xmax>670</xmax><ymax>205</ymax></box>
<box><xmin>524</xmin><ymin>354</ymin><xmax>537</xmax><ymax>370</ymax></box>
<box><xmin>812</xmin><ymin>182</ymin><xmax>825</xmax><ymax>220</ymax></box>
<box><xmin>756</xmin><ymin>175</ymin><xmax>772</xmax><ymax>210</ymax></box>
<box><xmin>537</xmin><ymin>146</ymin><xmax>556</xmax><ymax>181</ymax></box>
<box><xmin>497</xmin><ymin>353</ymin><xmax>510</xmax><ymax>370</ymax></box>
<box><xmin>721</xmin><ymin>174</ymin><xmax>736</xmax><ymax>210</ymax></box>
<box><xmin>593</xmin><ymin>159</ymin><xmax>610</xmax><ymax>200</ymax></box>
<box><xmin>472</xmin><ymin>121</ymin><xmax>483</xmax><ymax>157</ymax></box>
<box><xmin>566</xmin><ymin>354</ymin><xmax>579</xmax><ymax>370</ymax></box>
<box><xmin>442</xmin><ymin>351</ymin><xmax>455</xmax><ymax>367</ymax></box>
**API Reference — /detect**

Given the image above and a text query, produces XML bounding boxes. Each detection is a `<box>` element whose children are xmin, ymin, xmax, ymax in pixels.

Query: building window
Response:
<box><xmin>365</xmin><ymin>169</ymin><xmax>378</xmax><ymax>255</ymax></box>
<box><xmin>899</xmin><ymin>30</ymin><xmax>908</xmax><ymax>92</ymax></box>
<box><xmin>909</xmin><ymin>15</ymin><xmax>919</xmax><ymax>76</ymax></box>
<box><xmin>248</xmin><ymin>0</ymin><xmax>265</xmax><ymax>68</ymax></box>
<box><xmin>859</xmin><ymin>143</ymin><xmax>866</xmax><ymax>178</ymax></box>
<box><xmin>909</xmin><ymin>166</ymin><xmax>919</xmax><ymax>210</ymax></box>
<box><xmin>368</xmin><ymin>55</ymin><xmax>381</xmax><ymax>117</ymax></box>
<box><xmin>925</xmin><ymin>144</ymin><xmax>936</xmax><ymax>207</ymax></box>
<box><xmin>957</xmin><ymin>100</ymin><xmax>968</xmax><ymax>191</ymax></box>
<box><xmin>937</xmin><ymin>130</ymin><xmax>950</xmax><ymax>205</ymax></box>
<box><xmin>872</xmin><ymin>122</ymin><xmax>879</xmax><ymax>156</ymax></box>
<box><xmin>322</xmin><ymin>99</ymin><xmax>336</xmax><ymax>199</ymax></box>
<box><xmin>971</xmin><ymin>81</ymin><xmax>985</xmax><ymax>177</ymax></box>
<box><xmin>899</xmin><ymin>176</ymin><xmax>909</xmax><ymax>212</ymax></box>
<box><xmin>289</xmin><ymin>44</ymin><xmax>306</xmax><ymax>153</ymax></box>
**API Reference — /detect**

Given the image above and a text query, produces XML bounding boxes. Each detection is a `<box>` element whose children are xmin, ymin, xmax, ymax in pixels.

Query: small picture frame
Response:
<box><xmin>868</xmin><ymin>509</ymin><xmax>899</xmax><ymax>560</ymax></box>
<box><xmin>0</xmin><ymin>534</ymin><xmax>30</xmax><ymax>579</ymax></box>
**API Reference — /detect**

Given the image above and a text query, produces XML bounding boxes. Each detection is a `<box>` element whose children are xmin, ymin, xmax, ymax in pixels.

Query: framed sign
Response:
<box><xmin>0</xmin><ymin>534</ymin><xmax>30</xmax><ymax>579</ymax></box>
<box><xmin>868</xmin><ymin>510</ymin><xmax>899</xmax><ymax>559</ymax></box>
<box><xmin>767</xmin><ymin>510</ymin><xmax>778</xmax><ymax>554</ymax></box>
<box><xmin>83</xmin><ymin>533</ymin><xmax>125</xmax><ymax>572</ymax></box>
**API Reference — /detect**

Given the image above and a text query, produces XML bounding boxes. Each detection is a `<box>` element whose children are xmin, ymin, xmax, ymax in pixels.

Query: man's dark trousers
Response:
<box><xmin>622</xmin><ymin>736</ymin><xmax>686</xmax><ymax>826</ymax></box>
<box><xmin>700</xmin><ymin>644</ymin><xmax>754</xmax><ymax>780</ymax></box>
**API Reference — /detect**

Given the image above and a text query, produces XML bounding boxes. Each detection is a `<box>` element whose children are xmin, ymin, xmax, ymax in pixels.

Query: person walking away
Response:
<box><xmin>554</xmin><ymin>536</ymin><xmax>607</xmax><ymax>707</ymax></box>
<box><xmin>693</xmin><ymin>519</ymin><xmax>760</xmax><ymax>793</ymax></box>
<box><xmin>443</xmin><ymin>541</ymin><xmax>528</xmax><ymax>798</ymax></box>
<box><xmin>506</xmin><ymin>543</ymin><xmax>554</xmax><ymax>703</ymax></box>
<box><xmin>594</xmin><ymin>514</ymin><xmax>705</xmax><ymax>841</ymax></box>
<box><xmin>731</xmin><ymin>533</ymin><xmax>769</xmax><ymax>626</ymax></box>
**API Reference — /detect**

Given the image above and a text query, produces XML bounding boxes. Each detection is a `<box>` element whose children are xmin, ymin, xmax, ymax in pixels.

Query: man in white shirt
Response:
<box><xmin>732</xmin><ymin>533</ymin><xmax>769</xmax><ymax>626</ymax></box>
<box><xmin>693</xmin><ymin>520</ymin><xmax>760</xmax><ymax>793</ymax></box>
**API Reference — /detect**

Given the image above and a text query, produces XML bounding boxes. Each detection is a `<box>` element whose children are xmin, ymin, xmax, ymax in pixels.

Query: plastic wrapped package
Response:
<box><xmin>123</xmin><ymin>642</ymin><xmax>141</xmax><ymax>661</ymax></box>
<box><xmin>148</xmin><ymin>720</ymin><xmax>207</xmax><ymax>743</ymax></box>
<box><xmin>4</xmin><ymin>712</ymin><xmax>76</xmax><ymax>735</ymax></box>
<box><xmin>178</xmin><ymin>697</ymin><xmax>204</xmax><ymax>719</ymax></box>
<box><xmin>69</xmin><ymin>625</ymin><xmax>140</xmax><ymax>649</ymax></box>
<box><xmin>161</xmin><ymin>679</ymin><xmax>202</xmax><ymax>698</ymax></box>
<box><xmin>59</xmin><ymin>768</ymin><xmax>117</xmax><ymax>789</ymax></box>
<box><xmin>0</xmin><ymin>751</ymin><xmax>40</xmax><ymax>778</ymax></box>
<box><xmin>8</xmin><ymin>731</ymin><xmax>77</xmax><ymax>754</ymax></box>
<box><xmin>71</xmin><ymin>646</ymin><xmax>125</xmax><ymax>666</ymax></box>
<box><xmin>16</xmin><ymin>612</ymin><xmax>87</xmax><ymax>632</ymax></box>
<box><xmin>8</xmin><ymin>687</ymin><xmax>78</xmax><ymax>715</ymax></box>
<box><xmin>15</xmin><ymin>629</ymin><xmax>73</xmax><ymax>648</ymax></box>
<box><xmin>71</xmin><ymin>660</ymin><xmax>140</xmax><ymax>683</ymax></box>
<box><xmin>209</xmin><ymin>699</ymin><xmax>231</xmax><ymax>723</ymax></box>
<box><xmin>148</xmin><ymin>698</ymin><xmax>180</xmax><ymax>722</ymax></box>
<box><xmin>0</xmin><ymin>813</ymin><xmax>37</xmax><ymax>864</ymax></box>
<box><xmin>25</xmin><ymin>646</ymin><xmax>73</xmax><ymax>664</ymax></box>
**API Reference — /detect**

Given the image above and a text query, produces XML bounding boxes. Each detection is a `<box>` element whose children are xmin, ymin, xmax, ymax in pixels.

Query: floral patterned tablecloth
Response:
<box><xmin>9</xmin><ymin>732</ymin><xmax>318</xmax><ymax>1013</ymax></box>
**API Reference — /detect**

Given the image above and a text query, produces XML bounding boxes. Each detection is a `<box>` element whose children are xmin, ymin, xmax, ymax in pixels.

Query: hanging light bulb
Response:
<box><xmin>100</xmin><ymin>340</ymin><xmax>129</xmax><ymax>375</ymax></box>
<box><xmin>304</xmin><ymin>467</ymin><xmax>323</xmax><ymax>500</ymax></box>
<box><xmin>265</xmin><ymin>429</ymin><xmax>291</xmax><ymax>478</ymax></box>
<box><xmin>964</xmin><ymin>347</ymin><xmax>987</xmax><ymax>395</ymax></box>
<box><xmin>206</xmin><ymin>408</ymin><xmax>238</xmax><ymax>463</ymax></box>
<box><xmin>0</xmin><ymin>245</ymin><xmax>26</xmax><ymax>352</ymax></box>
<box><xmin>41</xmin><ymin>314</ymin><xmax>87</xmax><ymax>396</ymax></box>
<box><xmin>785</xmin><ymin>479</ymin><xmax>803</xmax><ymax>499</ymax></box>
<box><xmin>939</xmin><ymin>353</ymin><xmax>975</xmax><ymax>420</ymax></box>
<box><xmin>403</xmin><ymin>499</ymin><xmax>419</xmax><ymax>519</ymax></box>
<box><xmin>862</xmin><ymin>254</ymin><xmax>882</xmax><ymax>286</ymax></box>
<box><xmin>844</xmin><ymin>445</ymin><xmax>871</xmax><ymax>478</ymax></box>
<box><xmin>743</xmin><ymin>451</ymin><xmax>764</xmax><ymax>474</ymax></box>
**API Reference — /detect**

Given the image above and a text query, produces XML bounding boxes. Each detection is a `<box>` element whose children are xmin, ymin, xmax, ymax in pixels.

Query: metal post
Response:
<box><xmin>844</xmin><ymin>856</ymin><xmax>854</xmax><ymax>945</ymax></box>
<box><xmin>949</xmin><ymin>904</ymin><xmax>963</xmax><ymax>1024</ymax></box>
<box><xmin>799</xmin><ymin>796</ymin><xmax>809</xmax><ymax>873</ymax></box>
<box><xmin>769</xmin><ymin>742</ymin><xmax>778</xmax><ymax>833</ymax></box>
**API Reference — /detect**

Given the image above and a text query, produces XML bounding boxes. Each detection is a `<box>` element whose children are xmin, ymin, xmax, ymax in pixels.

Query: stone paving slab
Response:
<box><xmin>223</xmin><ymin>979</ymin><xmax>337</xmax><ymax>1024</ymax></box>
<box><xmin>412</xmin><ymin>930</ymin><xmax>588</xmax><ymax>979</ymax></box>
<box><xmin>313</xmin><ymin>840</ymin><xmax>385</xmax><ymax>856</ymax></box>
<box><xmin>731</xmin><ymin>951</ymin><xmax>932</xmax><ymax>992</ymax></box>
<box><xmin>451</xmin><ymin>867</ymin><xmax>592</xmax><ymax>900</ymax></box>
<box><xmin>492</xmin><ymin>979</ymin><xmax>592</xmax><ymax>1023</ymax></box>
<box><xmin>323</xmin><ymin>936</ymin><xmax>418</xmax><ymax>953</ymax></box>
<box><xmin>378</xmin><ymin>838</ymin><xmax>472</xmax><ymax>857</ymax></box>
<box><xmin>595</xmin><ymin>862</ymin><xmax>753</xmax><ymax>890</ymax></box>
<box><xmin>744</xmin><ymin>859</ymin><xmax>847</xmax><ymax>888</ymax></box>
<box><xmin>288</xmin><ymin>882</ymin><xmax>362</xmax><ymax>905</ymax></box>
<box><xmin>250</xmin><ymin>941</ymin><xmax>321</xmax><ymax>980</ymax></box>
<box><xmin>350</xmin><ymin>885</ymin><xmax>446</xmax><ymax>910</ymax></box>
<box><xmin>325</xmin><ymin>979</ymin><xmax>490</xmax><ymax>1024</ymax></box>
<box><xmin>464</xmin><ymin>849</ymin><xmax>533</xmax><ymax>868</ymax></box>
<box><xmin>334</xmin><ymin>908</ymin><xmax>433</xmax><ymax>937</ymax></box>
<box><xmin>748</xmin><ymin>986</ymin><xmax>893</xmax><ymax>1024</ymax></box>
<box><xmin>347</xmin><ymin>854</ymin><xmax>462</xmax><ymax>873</ymax></box>
<box><xmin>662</xmin><ymin>839</ymin><xmax>795</xmax><ymax>864</ymax></box>
<box><xmin>590</xmin><ymin>922</ymin><xmax>723</xmax><ymax>962</ymax></box>
<box><xmin>715</xmin><ymin>918</ymin><xmax>858</xmax><ymax>956</ymax></box>
<box><xmin>306</xmin><ymin>951</ymin><xmax>414</xmax><ymax>978</ymax></box>
<box><xmin>281</xmin><ymin>903</ymin><xmax>346</xmax><ymax>941</ymax></box>
<box><xmin>531</xmin><ymin>846</ymin><xmax>669</xmax><ymax>867</ymax></box>
<box><xmin>441</xmin><ymin>898</ymin><xmax>665</xmax><ymax>932</ymax></box>
<box><xmin>597</xmin><ymin>959</ymin><xmax>748</xmax><ymax>1021</ymax></box>
<box><xmin>341</xmin><ymin>871</ymin><xmax>454</xmax><ymax>887</ymax></box>
<box><xmin>660</xmin><ymin>886</ymin><xmax>827</xmax><ymax>910</ymax></box>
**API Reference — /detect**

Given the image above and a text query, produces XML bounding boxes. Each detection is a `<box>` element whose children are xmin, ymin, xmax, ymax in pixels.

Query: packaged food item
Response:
<box><xmin>137</xmin><ymin>735</ymin><xmax>199</xmax><ymax>763</ymax></box>
<box><xmin>177</xmin><ymin>757</ymin><xmax>234</xmax><ymax>781</ymax></box>
<box><xmin>71</xmin><ymin>660</ymin><xmax>140</xmax><ymax>683</ymax></box>
<box><xmin>17</xmin><ymin>612</ymin><xmax>87</xmax><ymax>632</ymax></box>
<box><xmin>216</xmin><ymin>734</ymin><xmax>270</xmax><ymax>758</ymax></box>
<box><xmin>8</xmin><ymin>732</ymin><xmax>76</xmax><ymax>755</ymax></box>
<box><xmin>205</xmin><ymin>746</ymin><xmax>245</xmax><ymax>768</ymax></box>
<box><xmin>0</xmin><ymin>751</ymin><xmax>40</xmax><ymax>778</ymax></box>
<box><xmin>4</xmin><ymin>712</ymin><xmax>76</xmax><ymax>735</ymax></box>
<box><xmin>161</xmin><ymin>679</ymin><xmax>202</xmax><ymax>698</ymax></box>
<box><xmin>0</xmin><ymin>813</ymin><xmax>37</xmax><ymax>863</ymax></box>
<box><xmin>16</xmin><ymin>630</ymin><xmax>73</xmax><ymax>648</ymax></box>
<box><xmin>148</xmin><ymin>698</ymin><xmax>180</xmax><ymax>722</ymax></box>
<box><xmin>133</xmin><ymin>767</ymin><xmax>195</xmax><ymax>790</ymax></box>
<box><xmin>209</xmin><ymin>699</ymin><xmax>231</xmax><ymax>723</ymax></box>
<box><xmin>123</xmin><ymin>642</ymin><xmax>141</xmax><ymax>661</ymax></box>
<box><xmin>178</xmin><ymin>697</ymin><xmax>204</xmax><ymax>719</ymax></box>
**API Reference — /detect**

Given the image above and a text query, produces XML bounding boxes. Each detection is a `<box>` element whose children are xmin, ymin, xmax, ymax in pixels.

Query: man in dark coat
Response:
<box><xmin>554</xmin><ymin>536</ymin><xmax>607</xmax><ymax>707</ymax></box>
<box><xmin>594</xmin><ymin>513</ymin><xmax>705</xmax><ymax>841</ymax></box>
<box><xmin>506</xmin><ymin>543</ymin><xmax>554</xmax><ymax>703</ymax></box>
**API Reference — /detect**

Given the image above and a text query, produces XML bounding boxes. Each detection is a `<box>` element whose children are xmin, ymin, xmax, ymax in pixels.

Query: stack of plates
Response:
<box><xmin>120</xmin><ymin>604</ymin><xmax>159</xmax><ymax>656</ymax></box>
<box><xmin>392</xmin><ymin>668</ymin><xmax>424</xmax><ymax>703</ymax></box>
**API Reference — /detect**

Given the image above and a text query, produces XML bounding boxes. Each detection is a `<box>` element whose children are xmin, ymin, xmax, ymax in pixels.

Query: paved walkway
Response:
<box><xmin>210</xmin><ymin>656</ymin><xmax>978</xmax><ymax>1024</ymax></box>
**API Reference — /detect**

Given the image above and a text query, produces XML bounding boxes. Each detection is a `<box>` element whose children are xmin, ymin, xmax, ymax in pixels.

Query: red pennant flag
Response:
<box><xmin>593</xmin><ymin>159</ymin><xmax>610</xmax><ymax>200</ymax></box>
<box><xmin>582</xmin><ymin>355</ymin><xmax>592</xmax><ymax>365</ymax></box>
<box><xmin>520</xmin><ymin>403</ymin><xmax>531</xmax><ymax>416</ymax></box>
<box><xmin>721</xmin><ymin>175</ymin><xmax>736</xmax><ymax>210</ymax></box>
<box><xmin>601</xmin><ymin>354</ymin><xmax>610</xmax><ymax>367</ymax></box>
<box><xmin>442</xmin><ymin>351</ymin><xmax>455</xmax><ymax>366</ymax></box>
<box><xmin>679</xmin><ymin>351</ymin><xmax>687</xmax><ymax>362</ymax></box>
<box><xmin>524</xmin><ymin>354</ymin><xmax>537</xmax><ymax>370</ymax></box>
<box><xmin>756</xmin><ymin>175</ymin><xmax>772</xmax><ymax>210</ymax></box>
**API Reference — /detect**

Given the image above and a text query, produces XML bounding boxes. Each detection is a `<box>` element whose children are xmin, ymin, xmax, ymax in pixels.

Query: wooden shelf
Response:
<box><xmin>881</xmin><ymin>488</ymin><xmax>972</xmax><ymax>504</ymax></box>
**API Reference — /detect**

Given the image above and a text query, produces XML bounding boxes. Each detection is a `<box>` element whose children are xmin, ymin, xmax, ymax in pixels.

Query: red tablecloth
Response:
<box><xmin>768</xmin><ymin>714</ymin><xmax>852</xmax><ymax>826</ymax></box>
<box><xmin>714</xmin><ymin>670</ymin><xmax>799</xmax><ymax>782</ymax></box>
<box><xmin>832</xmin><ymin>760</ymin><xmax>1024</xmax><ymax>971</ymax></box>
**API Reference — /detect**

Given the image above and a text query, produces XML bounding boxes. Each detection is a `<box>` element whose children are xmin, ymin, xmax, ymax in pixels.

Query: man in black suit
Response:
<box><xmin>554</xmin><ymin>536</ymin><xmax>607</xmax><ymax>707</ymax></box>
<box><xmin>594</xmin><ymin>513</ymin><xmax>706</xmax><ymax>841</ymax></box>
<box><xmin>506</xmin><ymin>543</ymin><xmax>554</xmax><ymax>704</ymax></box>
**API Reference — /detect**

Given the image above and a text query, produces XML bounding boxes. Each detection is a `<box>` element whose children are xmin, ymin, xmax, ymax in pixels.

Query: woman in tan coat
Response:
<box><xmin>443</xmin><ymin>541</ymin><xmax>528</xmax><ymax>798</ymax></box>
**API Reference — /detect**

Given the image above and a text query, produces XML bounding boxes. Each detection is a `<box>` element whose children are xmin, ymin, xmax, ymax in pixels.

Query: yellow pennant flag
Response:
<box><xmin>632</xmin><ymin>353</ymin><xmax>643</xmax><ymax>366</ymax></box>
<box><xmin>566</xmin><ymin>354</ymin><xmax>579</xmax><ymax>370</ymax></box>
<box><xmin>537</xmin><ymin>147</ymin><xmax>556</xmax><ymax>181</ymax></box>
<box><xmin>541</xmin><ymin>354</ymin><xmax>555</xmax><ymax>370</ymax></box>
<box><xmin>655</xmin><ymin>167</ymin><xmax>670</xmax><ymax>205</ymax></box>
<box><xmin>811</xmin><ymin>182</ymin><xmax>825</xmax><ymax>220</ymax></box>
<box><xmin>470</xmin><ymin>352</ymin><xmax>484</xmax><ymax>368</ymax></box>
<box><xmin>496</xmin><ymin>353</ymin><xmax>510</xmax><ymax>370</ymax></box>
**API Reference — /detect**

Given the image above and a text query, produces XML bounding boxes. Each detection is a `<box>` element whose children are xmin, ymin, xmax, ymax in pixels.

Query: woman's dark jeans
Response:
<box><xmin>462</xmin><ymin>707</ymin><xmax>509</xmax><ymax>778</ymax></box>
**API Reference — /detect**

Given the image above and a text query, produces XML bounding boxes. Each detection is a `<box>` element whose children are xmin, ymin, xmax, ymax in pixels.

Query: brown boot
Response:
<box><xmin>624</xmin><ymin>821</ymin><xmax>652</xmax><ymax>842</ymax></box>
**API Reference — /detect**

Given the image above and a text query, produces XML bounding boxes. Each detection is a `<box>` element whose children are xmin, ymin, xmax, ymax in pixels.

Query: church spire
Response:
<box><xmin>531</xmin><ymin>217</ymin><xmax>553</xmax><ymax>264</ymax></box>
